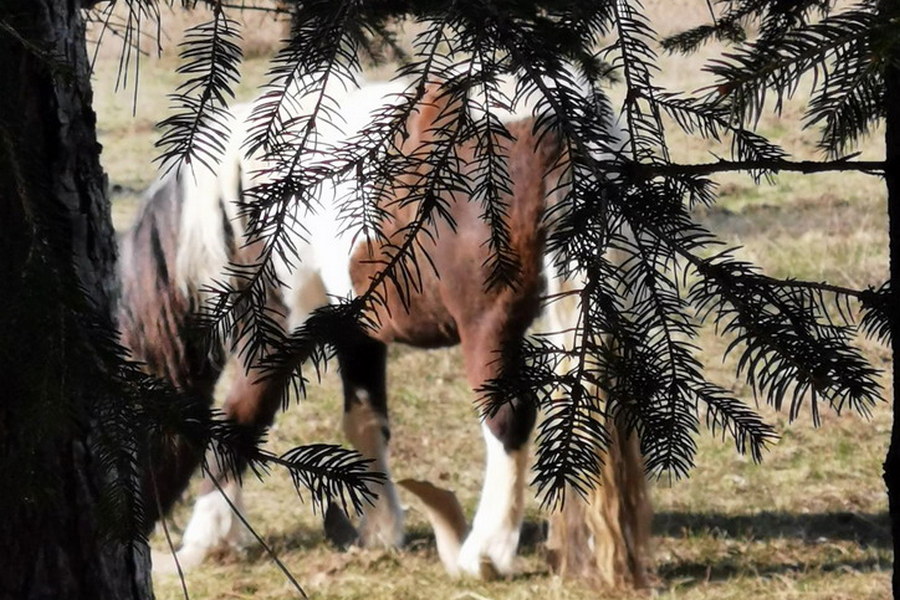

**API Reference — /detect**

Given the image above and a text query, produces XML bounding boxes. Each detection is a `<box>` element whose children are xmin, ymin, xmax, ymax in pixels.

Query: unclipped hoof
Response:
<box><xmin>456</xmin><ymin>554</ymin><xmax>502</xmax><ymax>580</ymax></box>
<box><xmin>357</xmin><ymin>522</ymin><xmax>404</xmax><ymax>549</ymax></box>
<box><xmin>151</xmin><ymin>543</ymin><xmax>208</xmax><ymax>575</ymax></box>
<box><xmin>456</xmin><ymin>539</ymin><xmax>513</xmax><ymax>580</ymax></box>
<box><xmin>324</xmin><ymin>503</ymin><xmax>359</xmax><ymax>550</ymax></box>
<box><xmin>324</xmin><ymin>501</ymin><xmax>404</xmax><ymax>550</ymax></box>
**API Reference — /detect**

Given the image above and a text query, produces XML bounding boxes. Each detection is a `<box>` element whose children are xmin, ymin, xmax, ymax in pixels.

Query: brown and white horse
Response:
<box><xmin>119</xmin><ymin>77</ymin><xmax>650</xmax><ymax>580</ymax></box>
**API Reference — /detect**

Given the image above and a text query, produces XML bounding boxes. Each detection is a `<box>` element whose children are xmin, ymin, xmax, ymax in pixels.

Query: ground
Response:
<box><xmin>90</xmin><ymin>2</ymin><xmax>892</xmax><ymax>598</ymax></box>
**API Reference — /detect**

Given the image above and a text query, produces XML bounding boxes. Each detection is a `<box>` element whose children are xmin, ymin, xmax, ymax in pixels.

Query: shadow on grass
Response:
<box><xmin>654</xmin><ymin>510</ymin><xmax>891</xmax><ymax>585</ymax></box>
<box><xmin>654</xmin><ymin>510</ymin><xmax>891</xmax><ymax>548</ymax></box>
<box><xmin>248</xmin><ymin>516</ymin><xmax>551</xmax><ymax>562</ymax></box>
<box><xmin>658</xmin><ymin>556</ymin><xmax>889</xmax><ymax>584</ymax></box>
<box><xmin>242</xmin><ymin>510</ymin><xmax>890</xmax><ymax>584</ymax></box>
<box><xmin>259</xmin><ymin>510</ymin><xmax>889</xmax><ymax>546</ymax></box>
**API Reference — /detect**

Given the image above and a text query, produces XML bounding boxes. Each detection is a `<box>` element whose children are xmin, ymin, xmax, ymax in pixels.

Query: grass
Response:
<box><xmin>90</xmin><ymin>3</ymin><xmax>892</xmax><ymax>598</ymax></box>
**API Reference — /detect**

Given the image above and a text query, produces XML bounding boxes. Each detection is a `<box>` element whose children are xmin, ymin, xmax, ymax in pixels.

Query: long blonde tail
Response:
<box><xmin>540</xmin><ymin>261</ymin><xmax>653</xmax><ymax>588</ymax></box>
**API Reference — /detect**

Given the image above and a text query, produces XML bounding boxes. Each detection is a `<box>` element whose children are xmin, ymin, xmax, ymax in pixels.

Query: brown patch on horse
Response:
<box><xmin>350</xmin><ymin>83</ymin><xmax>568</xmax><ymax>363</ymax></box>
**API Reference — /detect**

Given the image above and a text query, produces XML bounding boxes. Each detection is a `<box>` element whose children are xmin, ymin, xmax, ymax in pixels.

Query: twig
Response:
<box><xmin>203</xmin><ymin>466</ymin><xmax>309</xmax><ymax>599</ymax></box>
<box><xmin>627</xmin><ymin>158</ymin><xmax>884</xmax><ymax>178</ymax></box>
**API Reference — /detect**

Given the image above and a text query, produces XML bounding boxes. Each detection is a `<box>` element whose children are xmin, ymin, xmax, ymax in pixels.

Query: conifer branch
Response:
<box><xmin>627</xmin><ymin>158</ymin><xmax>885</xmax><ymax>178</ymax></box>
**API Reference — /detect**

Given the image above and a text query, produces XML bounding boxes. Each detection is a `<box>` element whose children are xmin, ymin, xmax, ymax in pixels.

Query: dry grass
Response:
<box><xmin>91</xmin><ymin>2</ymin><xmax>892</xmax><ymax>598</ymax></box>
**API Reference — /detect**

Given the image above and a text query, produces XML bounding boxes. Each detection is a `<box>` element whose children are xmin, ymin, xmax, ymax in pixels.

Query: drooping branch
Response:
<box><xmin>627</xmin><ymin>158</ymin><xmax>885</xmax><ymax>179</ymax></box>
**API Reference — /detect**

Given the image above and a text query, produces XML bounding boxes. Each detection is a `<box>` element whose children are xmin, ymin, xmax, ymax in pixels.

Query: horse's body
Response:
<box><xmin>348</xmin><ymin>90</ymin><xmax>567</xmax><ymax>574</ymax></box>
<box><xmin>120</xmin><ymin>77</ymin><xmax>649</xmax><ymax>579</ymax></box>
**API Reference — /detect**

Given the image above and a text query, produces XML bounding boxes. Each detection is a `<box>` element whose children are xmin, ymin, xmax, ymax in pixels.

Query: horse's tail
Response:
<box><xmin>124</xmin><ymin>103</ymin><xmax>261</xmax><ymax>379</ymax></box>
<box><xmin>524</xmin><ymin>97</ymin><xmax>653</xmax><ymax>585</ymax></box>
<box><xmin>118</xmin><ymin>170</ymin><xmax>225</xmax><ymax>394</ymax></box>
<box><xmin>539</xmin><ymin>260</ymin><xmax>653</xmax><ymax>587</ymax></box>
<box><xmin>119</xmin><ymin>103</ymin><xmax>253</xmax><ymax>387</ymax></box>
<box><xmin>116</xmin><ymin>170</ymin><xmax>225</xmax><ymax>525</ymax></box>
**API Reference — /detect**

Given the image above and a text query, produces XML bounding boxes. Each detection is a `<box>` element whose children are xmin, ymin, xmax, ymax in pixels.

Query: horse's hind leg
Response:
<box><xmin>336</xmin><ymin>328</ymin><xmax>404</xmax><ymax>548</ymax></box>
<box><xmin>175</xmin><ymin>356</ymin><xmax>293</xmax><ymax>567</ymax></box>
<box><xmin>456</xmin><ymin>323</ymin><xmax>536</xmax><ymax>577</ymax></box>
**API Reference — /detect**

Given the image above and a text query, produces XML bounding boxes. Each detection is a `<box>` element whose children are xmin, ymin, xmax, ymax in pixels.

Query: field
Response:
<box><xmin>90</xmin><ymin>2</ymin><xmax>892</xmax><ymax>598</ymax></box>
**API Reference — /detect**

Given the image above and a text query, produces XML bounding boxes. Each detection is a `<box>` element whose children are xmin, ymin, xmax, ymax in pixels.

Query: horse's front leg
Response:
<box><xmin>336</xmin><ymin>329</ymin><xmax>404</xmax><ymax>548</ymax></box>
<box><xmin>456</xmin><ymin>402</ymin><xmax>534</xmax><ymax>577</ymax></box>
<box><xmin>456</xmin><ymin>330</ymin><xmax>537</xmax><ymax>578</ymax></box>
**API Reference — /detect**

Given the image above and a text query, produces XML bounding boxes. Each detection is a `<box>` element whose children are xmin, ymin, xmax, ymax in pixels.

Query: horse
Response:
<box><xmin>118</xmin><ymin>76</ymin><xmax>651</xmax><ymax>581</ymax></box>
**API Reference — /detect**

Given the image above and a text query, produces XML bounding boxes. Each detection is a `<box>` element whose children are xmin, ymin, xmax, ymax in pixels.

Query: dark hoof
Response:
<box><xmin>324</xmin><ymin>503</ymin><xmax>359</xmax><ymax>550</ymax></box>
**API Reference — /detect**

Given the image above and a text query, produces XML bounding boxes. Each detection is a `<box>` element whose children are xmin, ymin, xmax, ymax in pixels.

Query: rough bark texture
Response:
<box><xmin>882</xmin><ymin>2</ymin><xmax>900</xmax><ymax>596</ymax></box>
<box><xmin>0</xmin><ymin>1</ymin><xmax>153</xmax><ymax>598</ymax></box>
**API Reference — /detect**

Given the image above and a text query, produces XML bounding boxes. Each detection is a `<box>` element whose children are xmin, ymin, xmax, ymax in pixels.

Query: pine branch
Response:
<box><xmin>464</xmin><ymin>46</ymin><xmax>519</xmax><ymax>291</ymax></box>
<box><xmin>806</xmin><ymin>55</ymin><xmax>884</xmax><ymax>157</ymax></box>
<box><xmin>609</xmin><ymin>0</ymin><xmax>669</xmax><ymax>163</ymax></box>
<box><xmin>860</xmin><ymin>281</ymin><xmax>892</xmax><ymax>345</ymax></box>
<box><xmin>138</xmin><ymin>0</ymin><xmax>887</xmax><ymax>500</ymax></box>
<box><xmin>661</xmin><ymin>0</ymin><xmax>837</xmax><ymax>54</ymax></box>
<box><xmin>685</xmin><ymin>251</ymin><xmax>881</xmax><ymax>421</ymax></box>
<box><xmin>695</xmin><ymin>382</ymin><xmax>778</xmax><ymax>462</ymax></box>
<box><xmin>649</xmin><ymin>92</ymin><xmax>790</xmax><ymax>179</ymax></box>
<box><xmin>275</xmin><ymin>444</ymin><xmax>385</xmax><ymax>516</ymax></box>
<box><xmin>626</xmin><ymin>158</ymin><xmax>885</xmax><ymax>178</ymax></box>
<box><xmin>704</xmin><ymin>8</ymin><xmax>875</xmax><ymax>124</ymax></box>
<box><xmin>531</xmin><ymin>272</ymin><xmax>613</xmax><ymax>506</ymax></box>
<box><xmin>155</xmin><ymin>12</ymin><xmax>243</xmax><ymax>174</ymax></box>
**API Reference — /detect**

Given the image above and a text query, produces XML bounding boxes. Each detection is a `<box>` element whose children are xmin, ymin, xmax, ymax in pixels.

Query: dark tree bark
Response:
<box><xmin>0</xmin><ymin>1</ymin><xmax>153</xmax><ymax>598</ymax></box>
<box><xmin>882</xmin><ymin>2</ymin><xmax>900</xmax><ymax>598</ymax></box>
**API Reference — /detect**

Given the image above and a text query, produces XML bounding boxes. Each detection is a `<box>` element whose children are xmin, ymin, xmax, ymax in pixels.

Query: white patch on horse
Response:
<box><xmin>457</xmin><ymin>422</ymin><xmax>528</xmax><ymax>577</ymax></box>
<box><xmin>173</xmin><ymin>479</ymin><xmax>248</xmax><ymax>570</ymax></box>
<box><xmin>281</xmin><ymin>267</ymin><xmax>329</xmax><ymax>333</ymax></box>
<box><xmin>343</xmin><ymin>389</ymin><xmax>404</xmax><ymax>548</ymax></box>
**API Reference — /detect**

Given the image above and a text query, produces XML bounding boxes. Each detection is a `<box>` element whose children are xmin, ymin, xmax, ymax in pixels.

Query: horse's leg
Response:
<box><xmin>142</xmin><ymin>376</ymin><xmax>219</xmax><ymax>528</ymax></box>
<box><xmin>336</xmin><ymin>327</ymin><xmax>404</xmax><ymax>548</ymax></box>
<box><xmin>456</xmin><ymin>321</ymin><xmax>536</xmax><ymax>577</ymax></box>
<box><xmin>175</xmin><ymin>357</ymin><xmax>293</xmax><ymax>566</ymax></box>
<box><xmin>176</xmin><ymin>276</ymin><xmax>314</xmax><ymax>568</ymax></box>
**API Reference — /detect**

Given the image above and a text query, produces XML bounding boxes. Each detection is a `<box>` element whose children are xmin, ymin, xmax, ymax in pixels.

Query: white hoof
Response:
<box><xmin>151</xmin><ymin>542</ymin><xmax>208</xmax><ymax>575</ymax></box>
<box><xmin>456</xmin><ymin>531</ymin><xmax>516</xmax><ymax>579</ymax></box>
<box><xmin>159</xmin><ymin>481</ymin><xmax>249</xmax><ymax>573</ymax></box>
<box><xmin>454</xmin><ymin>424</ymin><xmax>526</xmax><ymax>579</ymax></box>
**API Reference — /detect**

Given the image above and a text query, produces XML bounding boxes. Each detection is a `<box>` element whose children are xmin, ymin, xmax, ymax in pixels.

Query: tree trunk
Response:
<box><xmin>0</xmin><ymin>1</ymin><xmax>153</xmax><ymax>598</ymax></box>
<box><xmin>881</xmin><ymin>2</ymin><xmax>900</xmax><ymax>598</ymax></box>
